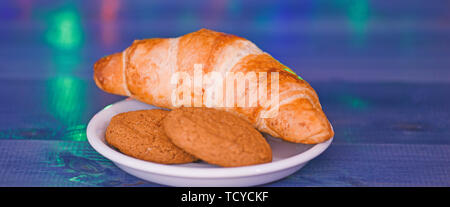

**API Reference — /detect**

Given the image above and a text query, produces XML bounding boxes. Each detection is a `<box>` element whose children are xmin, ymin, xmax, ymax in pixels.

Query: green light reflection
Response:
<box><xmin>339</xmin><ymin>95</ymin><xmax>369</xmax><ymax>110</ymax></box>
<box><xmin>45</xmin><ymin>7</ymin><xmax>83</xmax><ymax>50</ymax></box>
<box><xmin>103</xmin><ymin>104</ymin><xmax>113</xmax><ymax>110</ymax></box>
<box><xmin>44</xmin><ymin>5</ymin><xmax>87</xmax><ymax>141</ymax></box>
<box><xmin>348</xmin><ymin>1</ymin><xmax>370</xmax><ymax>32</ymax></box>
<box><xmin>46</xmin><ymin>76</ymin><xmax>86</xmax><ymax>127</ymax></box>
<box><xmin>344</xmin><ymin>0</ymin><xmax>370</xmax><ymax>45</ymax></box>
<box><xmin>65</xmin><ymin>124</ymin><xmax>87</xmax><ymax>141</ymax></box>
<box><xmin>283</xmin><ymin>67</ymin><xmax>303</xmax><ymax>80</ymax></box>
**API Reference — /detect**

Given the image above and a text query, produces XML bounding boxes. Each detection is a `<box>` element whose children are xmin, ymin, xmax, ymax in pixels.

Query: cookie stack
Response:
<box><xmin>105</xmin><ymin>108</ymin><xmax>272</xmax><ymax>167</ymax></box>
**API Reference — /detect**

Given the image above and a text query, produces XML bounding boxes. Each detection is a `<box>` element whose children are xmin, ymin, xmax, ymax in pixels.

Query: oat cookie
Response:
<box><xmin>163</xmin><ymin>107</ymin><xmax>272</xmax><ymax>167</ymax></box>
<box><xmin>105</xmin><ymin>109</ymin><xmax>197</xmax><ymax>164</ymax></box>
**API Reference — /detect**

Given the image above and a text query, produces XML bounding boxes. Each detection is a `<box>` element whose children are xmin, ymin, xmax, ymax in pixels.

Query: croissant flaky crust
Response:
<box><xmin>94</xmin><ymin>28</ymin><xmax>334</xmax><ymax>144</ymax></box>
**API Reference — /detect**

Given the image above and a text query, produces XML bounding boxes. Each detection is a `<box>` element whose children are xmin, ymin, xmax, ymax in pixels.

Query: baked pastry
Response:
<box><xmin>105</xmin><ymin>109</ymin><xmax>197</xmax><ymax>164</ymax></box>
<box><xmin>163</xmin><ymin>107</ymin><xmax>272</xmax><ymax>167</ymax></box>
<box><xmin>94</xmin><ymin>28</ymin><xmax>333</xmax><ymax>144</ymax></box>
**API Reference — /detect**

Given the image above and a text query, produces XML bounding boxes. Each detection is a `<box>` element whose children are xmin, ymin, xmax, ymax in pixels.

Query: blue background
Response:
<box><xmin>0</xmin><ymin>0</ymin><xmax>449</xmax><ymax>186</ymax></box>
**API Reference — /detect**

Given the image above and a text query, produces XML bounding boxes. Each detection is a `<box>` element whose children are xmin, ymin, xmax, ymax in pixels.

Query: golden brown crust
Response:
<box><xmin>93</xmin><ymin>52</ymin><xmax>127</xmax><ymax>96</ymax></box>
<box><xmin>163</xmin><ymin>107</ymin><xmax>272</xmax><ymax>167</ymax></box>
<box><xmin>177</xmin><ymin>28</ymin><xmax>243</xmax><ymax>74</ymax></box>
<box><xmin>228</xmin><ymin>53</ymin><xmax>332</xmax><ymax>142</ymax></box>
<box><xmin>94</xmin><ymin>28</ymin><xmax>334</xmax><ymax>144</ymax></box>
<box><xmin>125</xmin><ymin>38</ymin><xmax>170</xmax><ymax>106</ymax></box>
<box><xmin>265</xmin><ymin>98</ymin><xmax>334</xmax><ymax>144</ymax></box>
<box><xmin>105</xmin><ymin>110</ymin><xmax>197</xmax><ymax>164</ymax></box>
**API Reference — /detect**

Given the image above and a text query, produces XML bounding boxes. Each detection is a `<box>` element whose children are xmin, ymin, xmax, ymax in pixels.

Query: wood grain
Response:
<box><xmin>0</xmin><ymin>0</ymin><xmax>449</xmax><ymax>186</ymax></box>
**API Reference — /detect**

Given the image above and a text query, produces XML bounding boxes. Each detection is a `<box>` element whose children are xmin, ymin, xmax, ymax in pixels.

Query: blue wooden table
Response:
<box><xmin>0</xmin><ymin>0</ymin><xmax>449</xmax><ymax>186</ymax></box>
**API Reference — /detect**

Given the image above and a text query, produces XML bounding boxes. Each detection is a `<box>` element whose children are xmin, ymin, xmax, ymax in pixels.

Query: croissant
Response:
<box><xmin>94</xmin><ymin>28</ymin><xmax>333</xmax><ymax>144</ymax></box>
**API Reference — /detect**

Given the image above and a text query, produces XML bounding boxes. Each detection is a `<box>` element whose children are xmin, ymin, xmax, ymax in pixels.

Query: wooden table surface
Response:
<box><xmin>0</xmin><ymin>0</ymin><xmax>449</xmax><ymax>186</ymax></box>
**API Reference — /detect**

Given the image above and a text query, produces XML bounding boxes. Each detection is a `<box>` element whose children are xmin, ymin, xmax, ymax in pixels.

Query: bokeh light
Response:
<box><xmin>45</xmin><ymin>6</ymin><xmax>83</xmax><ymax>50</ymax></box>
<box><xmin>43</xmin><ymin>5</ymin><xmax>87</xmax><ymax>140</ymax></box>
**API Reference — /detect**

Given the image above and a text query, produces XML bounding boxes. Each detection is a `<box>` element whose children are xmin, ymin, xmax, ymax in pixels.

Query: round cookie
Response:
<box><xmin>163</xmin><ymin>107</ymin><xmax>272</xmax><ymax>167</ymax></box>
<box><xmin>105</xmin><ymin>109</ymin><xmax>197</xmax><ymax>164</ymax></box>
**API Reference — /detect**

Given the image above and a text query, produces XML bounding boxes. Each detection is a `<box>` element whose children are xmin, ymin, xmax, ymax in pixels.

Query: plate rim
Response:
<box><xmin>87</xmin><ymin>99</ymin><xmax>333</xmax><ymax>178</ymax></box>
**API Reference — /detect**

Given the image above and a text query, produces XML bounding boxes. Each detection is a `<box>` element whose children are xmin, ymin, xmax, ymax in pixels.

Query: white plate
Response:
<box><xmin>87</xmin><ymin>98</ymin><xmax>333</xmax><ymax>187</ymax></box>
